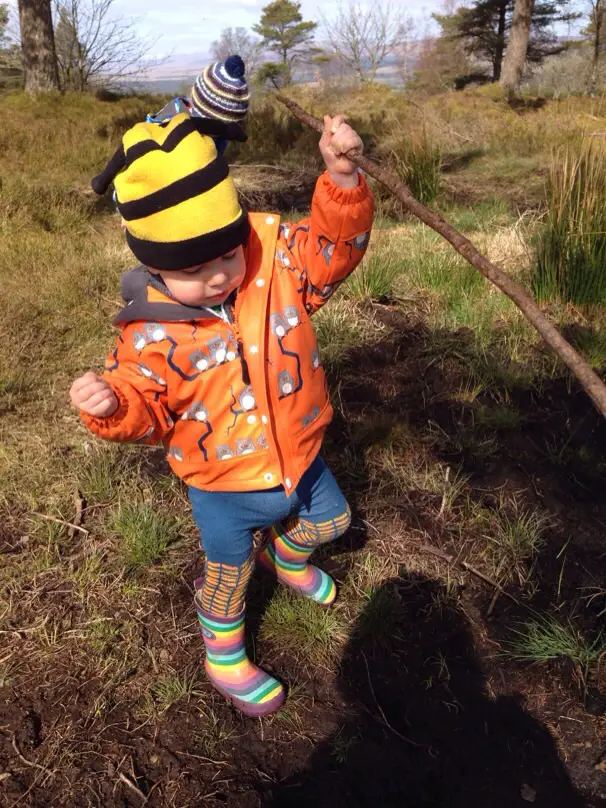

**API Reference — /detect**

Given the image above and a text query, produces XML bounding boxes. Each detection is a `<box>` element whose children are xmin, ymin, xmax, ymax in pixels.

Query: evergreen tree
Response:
<box><xmin>437</xmin><ymin>0</ymin><xmax>579</xmax><ymax>83</ymax></box>
<box><xmin>253</xmin><ymin>0</ymin><xmax>317</xmax><ymax>84</ymax></box>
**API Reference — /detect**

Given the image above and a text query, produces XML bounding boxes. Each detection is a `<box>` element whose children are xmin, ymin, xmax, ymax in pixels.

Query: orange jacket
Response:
<box><xmin>82</xmin><ymin>171</ymin><xmax>374</xmax><ymax>493</ymax></box>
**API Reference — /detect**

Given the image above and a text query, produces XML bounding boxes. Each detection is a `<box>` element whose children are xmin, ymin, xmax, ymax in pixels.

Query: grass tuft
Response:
<box><xmin>314</xmin><ymin>296</ymin><xmax>385</xmax><ymax>367</ymax></box>
<box><xmin>345</xmin><ymin>249</ymin><xmax>401</xmax><ymax>301</ymax></box>
<box><xmin>149</xmin><ymin>669</ymin><xmax>198</xmax><ymax>714</ymax></box>
<box><xmin>260</xmin><ymin>589</ymin><xmax>348</xmax><ymax>668</ymax></box>
<box><xmin>534</xmin><ymin>141</ymin><xmax>606</xmax><ymax>306</ymax></box>
<box><xmin>506</xmin><ymin>616</ymin><xmax>606</xmax><ymax>677</ymax></box>
<box><xmin>111</xmin><ymin>502</ymin><xmax>181</xmax><ymax>568</ymax></box>
<box><xmin>485</xmin><ymin>497</ymin><xmax>549</xmax><ymax>585</ymax></box>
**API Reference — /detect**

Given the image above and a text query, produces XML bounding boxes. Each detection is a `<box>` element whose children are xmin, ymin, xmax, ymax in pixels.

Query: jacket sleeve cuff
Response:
<box><xmin>80</xmin><ymin>387</ymin><xmax>130</xmax><ymax>437</ymax></box>
<box><xmin>316</xmin><ymin>170</ymin><xmax>371</xmax><ymax>205</ymax></box>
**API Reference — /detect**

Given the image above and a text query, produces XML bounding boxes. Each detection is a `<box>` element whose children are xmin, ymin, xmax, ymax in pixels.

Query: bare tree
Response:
<box><xmin>0</xmin><ymin>4</ymin><xmax>22</xmax><ymax>88</ymax></box>
<box><xmin>321</xmin><ymin>1</ymin><xmax>410</xmax><ymax>83</ymax></box>
<box><xmin>394</xmin><ymin>15</ymin><xmax>418</xmax><ymax>85</ymax></box>
<box><xmin>211</xmin><ymin>27</ymin><xmax>263</xmax><ymax>76</ymax></box>
<box><xmin>500</xmin><ymin>0</ymin><xmax>535</xmax><ymax>95</ymax></box>
<box><xmin>18</xmin><ymin>0</ymin><xmax>59</xmax><ymax>92</ymax></box>
<box><xmin>53</xmin><ymin>0</ymin><xmax>160</xmax><ymax>91</ymax></box>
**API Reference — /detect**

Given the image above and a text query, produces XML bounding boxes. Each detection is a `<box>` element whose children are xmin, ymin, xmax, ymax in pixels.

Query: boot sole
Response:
<box><xmin>208</xmin><ymin>673</ymin><xmax>286</xmax><ymax>718</ymax></box>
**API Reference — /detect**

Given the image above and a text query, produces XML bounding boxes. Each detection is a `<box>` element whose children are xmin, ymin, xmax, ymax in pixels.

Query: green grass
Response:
<box><xmin>534</xmin><ymin>141</ymin><xmax>606</xmax><ymax>305</ymax></box>
<box><xmin>194</xmin><ymin>708</ymin><xmax>235</xmax><ymax>758</ymax></box>
<box><xmin>442</xmin><ymin>198</ymin><xmax>512</xmax><ymax>232</ymax></box>
<box><xmin>485</xmin><ymin>498</ymin><xmax>549</xmax><ymax>585</ymax></box>
<box><xmin>87</xmin><ymin>619</ymin><xmax>123</xmax><ymax>655</ymax></box>
<box><xmin>344</xmin><ymin>249</ymin><xmax>401</xmax><ymax>301</ymax></box>
<box><xmin>569</xmin><ymin>327</ymin><xmax>606</xmax><ymax>370</ymax></box>
<box><xmin>369</xmin><ymin>445</ymin><xmax>468</xmax><ymax>515</ymax></box>
<box><xmin>506</xmin><ymin>616</ymin><xmax>606</xmax><ymax>678</ymax></box>
<box><xmin>314</xmin><ymin>296</ymin><xmax>385</xmax><ymax>367</ymax></box>
<box><xmin>1</xmin><ymin>88</ymin><xmax>605</xmax><ymax>800</ymax></box>
<box><xmin>381</xmin><ymin>125</ymin><xmax>442</xmax><ymax>205</ymax></box>
<box><xmin>111</xmin><ymin>502</ymin><xmax>181</xmax><ymax>568</ymax></box>
<box><xmin>147</xmin><ymin>669</ymin><xmax>198</xmax><ymax>714</ymax></box>
<box><xmin>332</xmin><ymin>728</ymin><xmax>361</xmax><ymax>764</ymax></box>
<box><xmin>476</xmin><ymin>404</ymin><xmax>525</xmax><ymax>430</ymax></box>
<box><xmin>260</xmin><ymin>589</ymin><xmax>348</xmax><ymax>668</ymax></box>
<box><xmin>355</xmin><ymin>584</ymin><xmax>402</xmax><ymax>649</ymax></box>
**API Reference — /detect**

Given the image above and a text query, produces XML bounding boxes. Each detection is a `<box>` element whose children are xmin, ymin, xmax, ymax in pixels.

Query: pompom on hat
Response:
<box><xmin>191</xmin><ymin>54</ymin><xmax>250</xmax><ymax>124</ymax></box>
<box><xmin>91</xmin><ymin>114</ymin><xmax>249</xmax><ymax>271</ymax></box>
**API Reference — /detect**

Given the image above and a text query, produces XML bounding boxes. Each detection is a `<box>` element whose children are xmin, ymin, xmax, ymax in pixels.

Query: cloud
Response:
<box><xmin>6</xmin><ymin>0</ymin><xmax>445</xmax><ymax>65</ymax></box>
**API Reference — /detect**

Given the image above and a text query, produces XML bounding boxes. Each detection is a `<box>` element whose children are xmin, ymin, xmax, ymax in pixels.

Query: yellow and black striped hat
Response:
<box><xmin>91</xmin><ymin>114</ymin><xmax>249</xmax><ymax>270</ymax></box>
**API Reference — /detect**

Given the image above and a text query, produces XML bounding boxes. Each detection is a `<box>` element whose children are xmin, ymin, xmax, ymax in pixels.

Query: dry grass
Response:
<box><xmin>1</xmin><ymin>87</ymin><xmax>605</xmax><ymax>805</ymax></box>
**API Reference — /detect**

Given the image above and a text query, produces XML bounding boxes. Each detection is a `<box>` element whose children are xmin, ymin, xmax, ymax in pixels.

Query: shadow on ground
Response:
<box><xmin>262</xmin><ymin>571</ymin><xmax>588</xmax><ymax>808</ymax></box>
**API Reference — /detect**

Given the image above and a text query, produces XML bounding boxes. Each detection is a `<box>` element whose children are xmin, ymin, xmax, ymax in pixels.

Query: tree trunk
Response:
<box><xmin>500</xmin><ymin>0</ymin><xmax>535</xmax><ymax>95</ymax></box>
<box><xmin>493</xmin><ymin>0</ymin><xmax>508</xmax><ymax>81</ymax></box>
<box><xmin>18</xmin><ymin>0</ymin><xmax>59</xmax><ymax>93</ymax></box>
<box><xmin>587</xmin><ymin>0</ymin><xmax>603</xmax><ymax>95</ymax></box>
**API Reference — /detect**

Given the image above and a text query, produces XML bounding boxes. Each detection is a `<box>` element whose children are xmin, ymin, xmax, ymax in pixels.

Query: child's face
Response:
<box><xmin>149</xmin><ymin>246</ymin><xmax>246</xmax><ymax>307</ymax></box>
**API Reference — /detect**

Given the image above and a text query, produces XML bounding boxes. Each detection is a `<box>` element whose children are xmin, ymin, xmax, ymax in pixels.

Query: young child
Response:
<box><xmin>147</xmin><ymin>54</ymin><xmax>249</xmax><ymax>155</ymax></box>
<box><xmin>96</xmin><ymin>55</ymin><xmax>249</xmax><ymax>204</ymax></box>
<box><xmin>72</xmin><ymin>111</ymin><xmax>374</xmax><ymax>717</ymax></box>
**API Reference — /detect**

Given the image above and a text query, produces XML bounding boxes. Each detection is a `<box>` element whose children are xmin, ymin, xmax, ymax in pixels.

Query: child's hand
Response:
<box><xmin>319</xmin><ymin>115</ymin><xmax>363</xmax><ymax>189</ymax></box>
<box><xmin>70</xmin><ymin>372</ymin><xmax>118</xmax><ymax>417</ymax></box>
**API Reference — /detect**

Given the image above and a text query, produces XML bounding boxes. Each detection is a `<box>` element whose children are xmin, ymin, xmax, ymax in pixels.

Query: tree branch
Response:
<box><xmin>275</xmin><ymin>93</ymin><xmax>606</xmax><ymax>418</ymax></box>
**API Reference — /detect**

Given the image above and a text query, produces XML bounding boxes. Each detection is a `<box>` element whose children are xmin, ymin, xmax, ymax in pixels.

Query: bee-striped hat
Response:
<box><xmin>91</xmin><ymin>114</ymin><xmax>249</xmax><ymax>270</ymax></box>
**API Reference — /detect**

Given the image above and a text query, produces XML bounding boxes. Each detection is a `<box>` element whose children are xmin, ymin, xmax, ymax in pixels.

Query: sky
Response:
<box><xmin>94</xmin><ymin>0</ymin><xmax>445</xmax><ymax>59</ymax></box>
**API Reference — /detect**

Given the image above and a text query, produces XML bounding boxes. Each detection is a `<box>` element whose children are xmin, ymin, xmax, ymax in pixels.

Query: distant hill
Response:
<box><xmin>128</xmin><ymin>48</ymin><xmax>422</xmax><ymax>94</ymax></box>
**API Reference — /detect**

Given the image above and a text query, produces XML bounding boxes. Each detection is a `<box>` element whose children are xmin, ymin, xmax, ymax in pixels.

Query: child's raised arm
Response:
<box><xmin>280</xmin><ymin>115</ymin><xmax>374</xmax><ymax>313</ymax></box>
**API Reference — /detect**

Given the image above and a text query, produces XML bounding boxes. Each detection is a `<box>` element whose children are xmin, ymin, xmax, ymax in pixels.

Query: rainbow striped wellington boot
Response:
<box><xmin>258</xmin><ymin>526</ymin><xmax>337</xmax><ymax>606</ymax></box>
<box><xmin>195</xmin><ymin>601</ymin><xmax>285</xmax><ymax>718</ymax></box>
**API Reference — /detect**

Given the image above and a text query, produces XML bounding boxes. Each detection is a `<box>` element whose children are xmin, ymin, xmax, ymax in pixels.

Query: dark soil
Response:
<box><xmin>2</xmin><ymin>307</ymin><xmax>606</xmax><ymax>808</ymax></box>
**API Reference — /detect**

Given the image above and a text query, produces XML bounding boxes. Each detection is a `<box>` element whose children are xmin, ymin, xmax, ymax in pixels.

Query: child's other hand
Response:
<box><xmin>70</xmin><ymin>372</ymin><xmax>118</xmax><ymax>417</ymax></box>
<box><xmin>320</xmin><ymin>115</ymin><xmax>363</xmax><ymax>189</ymax></box>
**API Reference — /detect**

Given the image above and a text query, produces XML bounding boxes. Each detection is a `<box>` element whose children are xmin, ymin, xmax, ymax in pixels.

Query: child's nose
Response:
<box><xmin>211</xmin><ymin>271</ymin><xmax>229</xmax><ymax>286</ymax></box>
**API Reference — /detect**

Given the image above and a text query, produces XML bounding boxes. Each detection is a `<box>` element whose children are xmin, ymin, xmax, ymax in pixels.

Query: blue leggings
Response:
<box><xmin>188</xmin><ymin>455</ymin><xmax>350</xmax><ymax>566</ymax></box>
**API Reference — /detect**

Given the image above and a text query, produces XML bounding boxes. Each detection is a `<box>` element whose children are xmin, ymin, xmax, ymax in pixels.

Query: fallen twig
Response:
<box><xmin>31</xmin><ymin>512</ymin><xmax>89</xmax><ymax>536</ymax></box>
<box><xmin>416</xmin><ymin>541</ymin><xmax>519</xmax><ymax>606</ymax></box>
<box><xmin>117</xmin><ymin>770</ymin><xmax>148</xmax><ymax>803</ymax></box>
<box><xmin>67</xmin><ymin>493</ymin><xmax>86</xmax><ymax>539</ymax></box>
<box><xmin>11</xmin><ymin>735</ymin><xmax>55</xmax><ymax>779</ymax></box>
<box><xmin>361</xmin><ymin>651</ymin><xmax>422</xmax><ymax>747</ymax></box>
<box><xmin>486</xmin><ymin>586</ymin><xmax>502</xmax><ymax>617</ymax></box>
<box><xmin>276</xmin><ymin>93</ymin><xmax>606</xmax><ymax>418</ymax></box>
<box><xmin>437</xmin><ymin>466</ymin><xmax>451</xmax><ymax>519</ymax></box>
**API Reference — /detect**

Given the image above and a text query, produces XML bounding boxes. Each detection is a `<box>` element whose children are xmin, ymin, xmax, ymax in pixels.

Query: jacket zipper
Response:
<box><xmin>224</xmin><ymin>299</ymin><xmax>251</xmax><ymax>385</ymax></box>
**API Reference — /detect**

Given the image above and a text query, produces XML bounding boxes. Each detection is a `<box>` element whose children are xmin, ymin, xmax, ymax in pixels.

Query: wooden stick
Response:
<box><xmin>275</xmin><ymin>93</ymin><xmax>606</xmax><ymax>419</ymax></box>
<box><xmin>31</xmin><ymin>512</ymin><xmax>89</xmax><ymax>535</ymax></box>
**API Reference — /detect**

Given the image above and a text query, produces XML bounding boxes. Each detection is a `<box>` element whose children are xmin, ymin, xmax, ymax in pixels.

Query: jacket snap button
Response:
<box><xmin>285</xmin><ymin>478</ymin><xmax>292</xmax><ymax>489</ymax></box>
<box><xmin>264</xmin><ymin>473</ymin><xmax>273</xmax><ymax>482</ymax></box>
<box><xmin>256</xmin><ymin>279</ymin><xmax>265</xmax><ymax>288</ymax></box>
<box><xmin>265</xmin><ymin>216</ymin><xmax>275</xmax><ymax>225</ymax></box>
